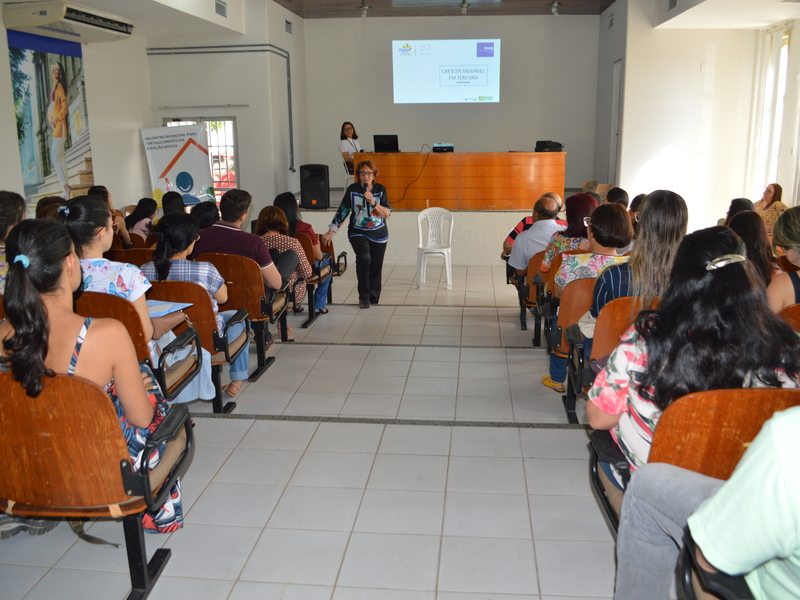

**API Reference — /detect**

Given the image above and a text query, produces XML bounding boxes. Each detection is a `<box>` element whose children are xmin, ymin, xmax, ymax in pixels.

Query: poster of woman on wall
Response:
<box><xmin>7</xmin><ymin>30</ymin><xmax>93</xmax><ymax>200</ymax></box>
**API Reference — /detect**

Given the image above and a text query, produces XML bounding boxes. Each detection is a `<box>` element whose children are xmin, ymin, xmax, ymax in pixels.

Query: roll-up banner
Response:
<box><xmin>141</xmin><ymin>124</ymin><xmax>215</xmax><ymax>207</ymax></box>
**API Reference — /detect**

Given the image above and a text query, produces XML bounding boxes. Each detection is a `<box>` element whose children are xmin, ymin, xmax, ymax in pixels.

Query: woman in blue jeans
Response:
<box><xmin>142</xmin><ymin>212</ymin><xmax>251</xmax><ymax>397</ymax></box>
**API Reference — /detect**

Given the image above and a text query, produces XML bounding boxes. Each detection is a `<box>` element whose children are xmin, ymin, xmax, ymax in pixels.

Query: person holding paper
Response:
<box><xmin>142</xmin><ymin>213</ymin><xmax>251</xmax><ymax>398</ymax></box>
<box><xmin>322</xmin><ymin>160</ymin><xmax>391</xmax><ymax>308</ymax></box>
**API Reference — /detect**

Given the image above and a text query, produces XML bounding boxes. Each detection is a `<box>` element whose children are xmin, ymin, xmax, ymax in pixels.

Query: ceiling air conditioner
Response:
<box><xmin>3</xmin><ymin>1</ymin><xmax>134</xmax><ymax>43</ymax></box>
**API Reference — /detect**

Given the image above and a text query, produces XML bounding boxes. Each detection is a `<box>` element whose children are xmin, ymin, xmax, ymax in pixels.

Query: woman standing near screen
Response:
<box><xmin>339</xmin><ymin>122</ymin><xmax>362</xmax><ymax>175</ymax></box>
<box><xmin>322</xmin><ymin>160</ymin><xmax>391</xmax><ymax>309</ymax></box>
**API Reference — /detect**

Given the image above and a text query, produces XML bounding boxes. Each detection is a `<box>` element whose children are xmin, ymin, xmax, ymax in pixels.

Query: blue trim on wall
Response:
<box><xmin>7</xmin><ymin>30</ymin><xmax>82</xmax><ymax>58</ymax></box>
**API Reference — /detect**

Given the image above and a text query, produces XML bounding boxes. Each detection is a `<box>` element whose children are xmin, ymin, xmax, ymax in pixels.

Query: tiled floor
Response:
<box><xmin>1</xmin><ymin>265</ymin><xmax>612</xmax><ymax>600</ymax></box>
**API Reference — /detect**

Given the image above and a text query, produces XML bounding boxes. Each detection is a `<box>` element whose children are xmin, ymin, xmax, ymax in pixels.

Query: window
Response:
<box><xmin>750</xmin><ymin>25</ymin><xmax>790</xmax><ymax>197</ymax></box>
<box><xmin>164</xmin><ymin>118</ymin><xmax>239</xmax><ymax>200</ymax></box>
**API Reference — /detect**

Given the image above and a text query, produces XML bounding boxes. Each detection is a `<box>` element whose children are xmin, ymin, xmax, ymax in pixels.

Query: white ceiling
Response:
<box><xmin>658</xmin><ymin>0</ymin><xmax>800</xmax><ymax>30</ymax></box>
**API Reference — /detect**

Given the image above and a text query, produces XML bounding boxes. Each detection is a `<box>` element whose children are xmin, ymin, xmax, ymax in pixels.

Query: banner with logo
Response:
<box><xmin>141</xmin><ymin>124</ymin><xmax>214</xmax><ymax>206</ymax></box>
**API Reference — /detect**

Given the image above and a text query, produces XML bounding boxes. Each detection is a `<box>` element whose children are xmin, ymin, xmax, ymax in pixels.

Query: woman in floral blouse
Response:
<box><xmin>587</xmin><ymin>227</ymin><xmax>800</xmax><ymax>489</ymax></box>
<box><xmin>540</xmin><ymin>193</ymin><xmax>599</xmax><ymax>272</ymax></box>
<box><xmin>754</xmin><ymin>182</ymin><xmax>787</xmax><ymax>236</ymax></box>
<box><xmin>255</xmin><ymin>206</ymin><xmax>312</xmax><ymax>308</ymax></box>
<box><xmin>542</xmin><ymin>203</ymin><xmax>633</xmax><ymax>393</ymax></box>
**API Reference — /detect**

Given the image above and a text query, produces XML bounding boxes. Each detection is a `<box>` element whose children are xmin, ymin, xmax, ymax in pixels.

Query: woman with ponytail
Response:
<box><xmin>0</xmin><ymin>219</ymin><xmax>184</xmax><ymax>533</ymax></box>
<box><xmin>58</xmin><ymin>196</ymin><xmax>214</xmax><ymax>404</ymax></box>
<box><xmin>141</xmin><ymin>213</ymin><xmax>251</xmax><ymax>397</ymax></box>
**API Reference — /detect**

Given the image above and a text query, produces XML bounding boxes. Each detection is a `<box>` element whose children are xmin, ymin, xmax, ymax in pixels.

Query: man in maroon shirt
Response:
<box><xmin>193</xmin><ymin>189</ymin><xmax>297</xmax><ymax>290</ymax></box>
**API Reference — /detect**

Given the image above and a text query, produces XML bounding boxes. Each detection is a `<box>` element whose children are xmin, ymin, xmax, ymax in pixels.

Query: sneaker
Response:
<box><xmin>541</xmin><ymin>375</ymin><xmax>565</xmax><ymax>393</ymax></box>
<box><xmin>0</xmin><ymin>514</ymin><xmax>59</xmax><ymax>539</ymax></box>
<box><xmin>359</xmin><ymin>299</ymin><xmax>370</xmax><ymax>309</ymax></box>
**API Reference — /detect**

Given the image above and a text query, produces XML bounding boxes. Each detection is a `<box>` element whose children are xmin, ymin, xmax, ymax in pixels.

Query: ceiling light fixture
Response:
<box><xmin>360</xmin><ymin>3</ymin><xmax>370</xmax><ymax>18</ymax></box>
<box><xmin>459</xmin><ymin>2</ymin><xmax>470</xmax><ymax>15</ymax></box>
<box><xmin>551</xmin><ymin>1</ymin><xmax>560</xmax><ymax>17</ymax></box>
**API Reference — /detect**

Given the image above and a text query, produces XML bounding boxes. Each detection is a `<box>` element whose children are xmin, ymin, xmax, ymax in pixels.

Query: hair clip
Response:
<box><xmin>706</xmin><ymin>254</ymin><xmax>746</xmax><ymax>271</ymax></box>
<box><xmin>57</xmin><ymin>205</ymin><xmax>69</xmax><ymax>216</ymax></box>
<box><xmin>13</xmin><ymin>254</ymin><xmax>30</xmax><ymax>269</ymax></box>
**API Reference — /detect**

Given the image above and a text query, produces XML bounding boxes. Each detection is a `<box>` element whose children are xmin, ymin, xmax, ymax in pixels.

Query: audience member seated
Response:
<box><xmin>542</xmin><ymin>203</ymin><xmax>632</xmax><ymax>393</ymax></box>
<box><xmin>35</xmin><ymin>195</ymin><xmax>66</xmax><ymax>220</ymax></box>
<box><xmin>587</xmin><ymin>226</ymin><xmax>800</xmax><ymax>490</ymax></box>
<box><xmin>540</xmin><ymin>193</ymin><xmax>599</xmax><ymax>272</ymax></box>
<box><xmin>0</xmin><ymin>219</ymin><xmax>185</xmax><ymax>533</ymax></box>
<box><xmin>768</xmin><ymin>206</ymin><xmax>800</xmax><ymax>312</ymax></box>
<box><xmin>720</xmin><ymin>197</ymin><xmax>755</xmax><ymax>227</ymax></box>
<box><xmin>59</xmin><ymin>196</ymin><xmax>214</xmax><ymax>403</ymax></box>
<box><xmin>506</xmin><ymin>196</ymin><xmax>562</xmax><ymax>275</ymax></box>
<box><xmin>0</xmin><ymin>190</ymin><xmax>27</xmax><ymax>293</ymax></box>
<box><xmin>125</xmin><ymin>197</ymin><xmax>158</xmax><ymax>239</ymax></box>
<box><xmin>141</xmin><ymin>213</ymin><xmax>251</xmax><ymax>398</ymax></box>
<box><xmin>190</xmin><ymin>201</ymin><xmax>220</xmax><ymax>230</ymax></box>
<box><xmin>274</xmin><ymin>192</ymin><xmax>332</xmax><ymax>315</ymax></box>
<box><xmin>88</xmin><ymin>184</ymin><xmax>131</xmax><ymax>248</ymax></box>
<box><xmin>192</xmin><ymin>189</ymin><xmax>298</xmax><ymax>343</ymax></box>
<box><xmin>586</xmin><ymin>190</ymin><xmax>688</xmax><ymax>357</ymax></box>
<box><xmin>255</xmin><ymin>206</ymin><xmax>312</xmax><ymax>310</ymax></box>
<box><xmin>614</xmin><ymin>406</ymin><xmax>800</xmax><ymax>600</ymax></box>
<box><xmin>754</xmin><ymin>182</ymin><xmax>786</xmax><ymax>235</ymax></box>
<box><xmin>606</xmin><ymin>187</ymin><xmax>629</xmax><ymax>208</ymax></box>
<box><xmin>502</xmin><ymin>192</ymin><xmax>564</xmax><ymax>258</ymax></box>
<box><xmin>727</xmin><ymin>210</ymin><xmax>776</xmax><ymax>288</ymax></box>
<box><xmin>628</xmin><ymin>193</ymin><xmax>646</xmax><ymax>237</ymax></box>
<box><xmin>160</xmin><ymin>191</ymin><xmax>185</xmax><ymax>219</ymax></box>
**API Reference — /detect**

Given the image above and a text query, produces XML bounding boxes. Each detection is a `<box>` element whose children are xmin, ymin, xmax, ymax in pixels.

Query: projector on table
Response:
<box><xmin>432</xmin><ymin>143</ymin><xmax>454</xmax><ymax>153</ymax></box>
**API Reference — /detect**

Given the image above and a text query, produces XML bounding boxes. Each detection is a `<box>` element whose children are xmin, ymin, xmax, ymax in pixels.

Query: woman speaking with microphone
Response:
<box><xmin>322</xmin><ymin>160</ymin><xmax>391</xmax><ymax>308</ymax></box>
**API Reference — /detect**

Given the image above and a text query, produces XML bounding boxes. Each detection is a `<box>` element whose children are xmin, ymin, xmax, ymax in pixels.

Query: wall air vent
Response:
<box><xmin>608</xmin><ymin>14</ymin><xmax>614</xmax><ymax>28</ymax></box>
<box><xmin>215</xmin><ymin>0</ymin><xmax>227</xmax><ymax>17</ymax></box>
<box><xmin>668</xmin><ymin>0</ymin><xmax>677</xmax><ymax>10</ymax></box>
<box><xmin>285</xmin><ymin>20</ymin><xmax>293</xmax><ymax>34</ymax></box>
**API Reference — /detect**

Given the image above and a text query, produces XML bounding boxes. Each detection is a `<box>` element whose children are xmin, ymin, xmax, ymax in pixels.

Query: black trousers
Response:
<box><xmin>349</xmin><ymin>236</ymin><xmax>387</xmax><ymax>303</ymax></box>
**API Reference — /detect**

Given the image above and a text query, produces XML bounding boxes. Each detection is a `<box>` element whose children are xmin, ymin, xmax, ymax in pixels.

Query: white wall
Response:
<box><xmin>594</xmin><ymin>0</ymin><xmax>628</xmax><ymax>184</ymax></box>
<box><xmin>147</xmin><ymin>0</ymin><xmax>309</xmax><ymax>217</ymax></box>
<box><xmin>303</xmin><ymin>15</ymin><xmax>600</xmax><ymax>189</ymax></box>
<box><xmin>775</xmin><ymin>20</ymin><xmax>800</xmax><ymax>205</ymax></box>
<box><xmin>82</xmin><ymin>36</ymin><xmax>154</xmax><ymax>206</ymax></box>
<box><xmin>619</xmin><ymin>0</ymin><xmax>757</xmax><ymax>231</ymax></box>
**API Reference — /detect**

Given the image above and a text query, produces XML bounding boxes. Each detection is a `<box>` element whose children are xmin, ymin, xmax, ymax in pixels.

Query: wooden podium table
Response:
<box><xmin>355</xmin><ymin>151</ymin><xmax>565</xmax><ymax>211</ymax></box>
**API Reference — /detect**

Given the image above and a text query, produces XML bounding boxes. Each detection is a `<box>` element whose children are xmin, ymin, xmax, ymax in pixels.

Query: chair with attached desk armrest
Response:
<box><xmin>148</xmin><ymin>280</ymin><xmax>249</xmax><ymax>414</ymax></box>
<box><xmin>104</xmin><ymin>248</ymin><xmax>155</xmax><ymax>268</ymax></box>
<box><xmin>0</xmin><ymin>371</ymin><xmax>194</xmax><ymax>600</ymax></box>
<box><xmin>295</xmin><ymin>232</ymin><xmax>332</xmax><ymax>328</ymax></box>
<box><xmin>589</xmin><ymin>387</ymin><xmax>800</xmax><ymax>533</ymax></box>
<box><xmin>198</xmin><ymin>253</ymin><xmax>289</xmax><ymax>382</ymax></box>
<box><xmin>318</xmin><ymin>234</ymin><xmax>348</xmax><ymax>305</ymax></box>
<box><xmin>74</xmin><ymin>291</ymin><xmax>201</xmax><ymax>402</ymax></box>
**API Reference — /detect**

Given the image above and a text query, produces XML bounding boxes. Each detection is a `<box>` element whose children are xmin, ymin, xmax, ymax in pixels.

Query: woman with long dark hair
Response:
<box><xmin>141</xmin><ymin>213</ymin><xmax>251</xmax><ymax>398</ymax></box>
<box><xmin>47</xmin><ymin>62</ymin><xmax>69</xmax><ymax>197</ymax></box>
<box><xmin>274</xmin><ymin>192</ymin><xmax>332</xmax><ymax>314</ymax></box>
<box><xmin>540</xmin><ymin>193</ymin><xmax>599</xmax><ymax>272</ymax></box>
<box><xmin>588</xmin><ymin>227</ymin><xmax>800</xmax><ymax>487</ymax></box>
<box><xmin>322</xmin><ymin>160</ymin><xmax>391</xmax><ymax>308</ymax></box>
<box><xmin>125</xmin><ymin>197</ymin><xmax>158</xmax><ymax>239</ymax></box>
<box><xmin>0</xmin><ymin>190</ymin><xmax>28</xmax><ymax>293</ymax></box>
<box><xmin>58</xmin><ymin>196</ymin><xmax>214</xmax><ymax>403</ymax></box>
<box><xmin>754</xmin><ymin>182</ymin><xmax>786</xmax><ymax>235</ymax></box>
<box><xmin>0</xmin><ymin>219</ymin><xmax>185</xmax><ymax>533</ymax></box>
<box><xmin>339</xmin><ymin>121</ymin><xmax>361</xmax><ymax>175</ymax></box>
<box><xmin>727</xmin><ymin>210</ymin><xmax>776</xmax><ymax>288</ymax></box>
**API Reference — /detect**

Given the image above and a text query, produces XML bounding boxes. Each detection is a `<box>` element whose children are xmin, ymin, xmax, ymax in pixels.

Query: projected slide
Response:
<box><xmin>392</xmin><ymin>39</ymin><xmax>501</xmax><ymax>104</ymax></box>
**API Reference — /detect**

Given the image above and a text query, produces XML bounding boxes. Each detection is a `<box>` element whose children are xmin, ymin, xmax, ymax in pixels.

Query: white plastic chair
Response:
<box><xmin>415</xmin><ymin>207</ymin><xmax>454</xmax><ymax>289</ymax></box>
<box><xmin>342</xmin><ymin>160</ymin><xmax>354</xmax><ymax>190</ymax></box>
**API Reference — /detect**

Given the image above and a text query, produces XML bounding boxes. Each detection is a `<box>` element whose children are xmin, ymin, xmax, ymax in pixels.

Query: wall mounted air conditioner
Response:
<box><xmin>3</xmin><ymin>1</ymin><xmax>134</xmax><ymax>43</ymax></box>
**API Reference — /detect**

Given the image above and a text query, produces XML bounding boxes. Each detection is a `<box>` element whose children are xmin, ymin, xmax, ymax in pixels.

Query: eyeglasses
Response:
<box><xmin>360</xmin><ymin>171</ymin><xmax>374</xmax><ymax>176</ymax></box>
<box><xmin>583</xmin><ymin>217</ymin><xmax>591</xmax><ymax>227</ymax></box>
<box><xmin>96</xmin><ymin>222</ymin><xmax>118</xmax><ymax>237</ymax></box>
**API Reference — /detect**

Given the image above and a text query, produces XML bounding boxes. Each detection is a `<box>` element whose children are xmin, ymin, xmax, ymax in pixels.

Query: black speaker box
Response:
<box><xmin>299</xmin><ymin>164</ymin><xmax>329</xmax><ymax>209</ymax></box>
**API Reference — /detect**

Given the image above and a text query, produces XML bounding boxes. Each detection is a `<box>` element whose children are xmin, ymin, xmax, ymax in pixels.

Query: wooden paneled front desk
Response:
<box><xmin>356</xmin><ymin>151</ymin><xmax>565</xmax><ymax>211</ymax></box>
